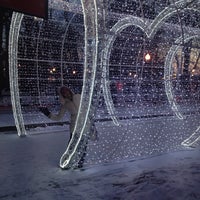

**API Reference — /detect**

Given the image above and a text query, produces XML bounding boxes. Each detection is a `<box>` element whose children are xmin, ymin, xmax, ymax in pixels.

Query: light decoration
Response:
<box><xmin>9</xmin><ymin>12</ymin><xmax>25</xmax><ymax>137</ymax></box>
<box><xmin>164</xmin><ymin>35</ymin><xmax>200</xmax><ymax>120</ymax></box>
<box><xmin>102</xmin><ymin>0</ymin><xmax>199</xmax><ymax>126</ymax></box>
<box><xmin>8</xmin><ymin>0</ymin><xmax>200</xmax><ymax>169</ymax></box>
<box><xmin>182</xmin><ymin>125</ymin><xmax>200</xmax><ymax>146</ymax></box>
<box><xmin>59</xmin><ymin>0</ymin><xmax>104</xmax><ymax>169</ymax></box>
<box><xmin>145</xmin><ymin>53</ymin><xmax>151</xmax><ymax>62</ymax></box>
<box><xmin>164</xmin><ymin>34</ymin><xmax>200</xmax><ymax>146</ymax></box>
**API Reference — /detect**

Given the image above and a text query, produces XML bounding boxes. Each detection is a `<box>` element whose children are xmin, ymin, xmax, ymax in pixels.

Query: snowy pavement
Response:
<box><xmin>1</xmin><ymin>101</ymin><xmax>200</xmax><ymax>129</ymax></box>
<box><xmin>0</xmin><ymin>131</ymin><xmax>200</xmax><ymax>200</ymax></box>
<box><xmin>0</xmin><ymin>111</ymin><xmax>15</xmax><ymax>128</ymax></box>
<box><xmin>1</xmin><ymin>103</ymin><xmax>200</xmax><ymax>199</ymax></box>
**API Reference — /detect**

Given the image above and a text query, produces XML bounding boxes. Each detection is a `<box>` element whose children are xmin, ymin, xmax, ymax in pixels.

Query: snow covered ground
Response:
<box><xmin>0</xmin><ymin>113</ymin><xmax>200</xmax><ymax>200</ymax></box>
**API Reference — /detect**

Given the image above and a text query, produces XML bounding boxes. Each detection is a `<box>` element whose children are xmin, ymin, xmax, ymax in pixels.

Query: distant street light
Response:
<box><xmin>144</xmin><ymin>52</ymin><xmax>151</xmax><ymax>62</ymax></box>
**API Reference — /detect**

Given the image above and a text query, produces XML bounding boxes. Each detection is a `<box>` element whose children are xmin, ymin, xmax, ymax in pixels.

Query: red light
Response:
<box><xmin>117</xmin><ymin>82</ymin><xmax>123</xmax><ymax>91</ymax></box>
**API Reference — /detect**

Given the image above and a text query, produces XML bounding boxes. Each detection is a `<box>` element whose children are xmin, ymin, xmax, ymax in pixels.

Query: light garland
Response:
<box><xmin>102</xmin><ymin>0</ymin><xmax>199</xmax><ymax>125</ymax></box>
<box><xmin>164</xmin><ymin>35</ymin><xmax>200</xmax><ymax>120</ymax></box>
<box><xmin>9</xmin><ymin>12</ymin><xmax>26</xmax><ymax>137</ymax></box>
<box><xmin>60</xmin><ymin>0</ymin><xmax>106</xmax><ymax>169</ymax></box>
<box><xmin>164</xmin><ymin>35</ymin><xmax>200</xmax><ymax>146</ymax></box>
<box><xmin>8</xmin><ymin>0</ymin><xmax>200</xmax><ymax>168</ymax></box>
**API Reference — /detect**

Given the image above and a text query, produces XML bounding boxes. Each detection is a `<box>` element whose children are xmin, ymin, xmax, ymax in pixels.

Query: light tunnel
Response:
<box><xmin>9</xmin><ymin>0</ymin><xmax>200</xmax><ymax>169</ymax></box>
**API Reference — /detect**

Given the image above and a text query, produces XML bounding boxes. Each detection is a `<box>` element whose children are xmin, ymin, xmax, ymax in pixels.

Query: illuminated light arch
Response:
<box><xmin>164</xmin><ymin>34</ymin><xmax>200</xmax><ymax>146</ymax></box>
<box><xmin>9</xmin><ymin>0</ymin><xmax>104</xmax><ymax>169</ymax></box>
<box><xmin>148</xmin><ymin>0</ymin><xmax>200</xmax><ymax>37</ymax></box>
<box><xmin>8</xmin><ymin>0</ymin><xmax>200</xmax><ymax>168</ymax></box>
<box><xmin>182</xmin><ymin>126</ymin><xmax>200</xmax><ymax>147</ymax></box>
<box><xmin>102</xmin><ymin>0</ymin><xmax>199</xmax><ymax>125</ymax></box>
<box><xmin>8</xmin><ymin>11</ymin><xmax>81</xmax><ymax>137</ymax></box>
<box><xmin>164</xmin><ymin>35</ymin><xmax>200</xmax><ymax>120</ymax></box>
<box><xmin>59</xmin><ymin>0</ymin><xmax>105</xmax><ymax>169</ymax></box>
<box><xmin>9</xmin><ymin>12</ymin><xmax>26</xmax><ymax>137</ymax></box>
<box><xmin>102</xmin><ymin>17</ymin><xmax>147</xmax><ymax>126</ymax></box>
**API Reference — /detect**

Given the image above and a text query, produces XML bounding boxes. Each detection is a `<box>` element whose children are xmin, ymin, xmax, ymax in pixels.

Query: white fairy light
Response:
<box><xmin>9</xmin><ymin>12</ymin><xmax>26</xmax><ymax>137</ymax></box>
<box><xmin>8</xmin><ymin>0</ymin><xmax>200</xmax><ymax>168</ymax></box>
<box><xmin>182</xmin><ymin>126</ymin><xmax>200</xmax><ymax>146</ymax></box>
<box><xmin>102</xmin><ymin>2</ymin><xmax>198</xmax><ymax>125</ymax></box>
<box><xmin>102</xmin><ymin>16</ymin><xmax>146</xmax><ymax>126</ymax></box>
<box><xmin>60</xmin><ymin>0</ymin><xmax>101</xmax><ymax>169</ymax></box>
<box><xmin>164</xmin><ymin>35</ymin><xmax>200</xmax><ymax>120</ymax></box>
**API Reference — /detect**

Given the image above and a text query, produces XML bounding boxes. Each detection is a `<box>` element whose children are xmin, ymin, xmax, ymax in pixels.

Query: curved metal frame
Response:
<box><xmin>102</xmin><ymin>0</ymin><xmax>199</xmax><ymax>125</ymax></box>
<box><xmin>59</xmin><ymin>0</ymin><xmax>103</xmax><ymax>168</ymax></box>
<box><xmin>164</xmin><ymin>35</ymin><xmax>200</xmax><ymax>120</ymax></box>
<box><xmin>166</xmin><ymin>35</ymin><xmax>200</xmax><ymax>146</ymax></box>
<box><xmin>8</xmin><ymin>0</ymin><xmax>200</xmax><ymax>168</ymax></box>
<box><xmin>9</xmin><ymin>12</ymin><xmax>26</xmax><ymax>137</ymax></box>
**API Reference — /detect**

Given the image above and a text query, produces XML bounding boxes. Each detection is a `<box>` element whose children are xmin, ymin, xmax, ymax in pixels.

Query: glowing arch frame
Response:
<box><xmin>9</xmin><ymin>0</ymin><xmax>104</xmax><ymax>169</ymax></box>
<box><xmin>59</xmin><ymin>0</ymin><xmax>101</xmax><ymax>168</ymax></box>
<box><xmin>164</xmin><ymin>35</ymin><xmax>200</xmax><ymax>120</ymax></box>
<box><xmin>102</xmin><ymin>0</ymin><xmax>199</xmax><ymax>125</ymax></box>
<box><xmin>165</xmin><ymin>34</ymin><xmax>200</xmax><ymax>146</ymax></box>
<box><xmin>9</xmin><ymin>0</ymin><xmax>200</xmax><ymax>168</ymax></box>
<box><xmin>9</xmin><ymin>12</ymin><xmax>25</xmax><ymax>137</ymax></box>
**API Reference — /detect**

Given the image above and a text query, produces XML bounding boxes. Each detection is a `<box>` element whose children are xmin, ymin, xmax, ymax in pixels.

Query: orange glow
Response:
<box><xmin>145</xmin><ymin>53</ymin><xmax>151</xmax><ymax>61</ymax></box>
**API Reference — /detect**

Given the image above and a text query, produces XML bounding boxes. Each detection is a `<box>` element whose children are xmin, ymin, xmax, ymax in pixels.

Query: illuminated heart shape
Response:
<box><xmin>102</xmin><ymin>0</ymin><xmax>199</xmax><ymax>125</ymax></box>
<box><xmin>102</xmin><ymin>1</ymin><xmax>200</xmax><ymax>147</ymax></box>
<box><xmin>9</xmin><ymin>0</ymin><xmax>199</xmax><ymax>169</ymax></box>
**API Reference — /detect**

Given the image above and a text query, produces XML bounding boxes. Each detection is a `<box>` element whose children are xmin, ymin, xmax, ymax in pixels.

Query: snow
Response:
<box><xmin>0</xmin><ymin>117</ymin><xmax>200</xmax><ymax>199</ymax></box>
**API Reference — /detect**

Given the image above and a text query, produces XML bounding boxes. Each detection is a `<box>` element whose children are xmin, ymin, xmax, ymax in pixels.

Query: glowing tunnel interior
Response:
<box><xmin>9</xmin><ymin>0</ymin><xmax>200</xmax><ymax>168</ymax></box>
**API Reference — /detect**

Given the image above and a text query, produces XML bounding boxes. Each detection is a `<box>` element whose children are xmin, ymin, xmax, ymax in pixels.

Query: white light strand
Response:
<box><xmin>8</xmin><ymin>0</ymin><xmax>200</xmax><ymax>168</ymax></box>
<box><xmin>102</xmin><ymin>16</ymin><xmax>146</xmax><ymax>126</ymax></box>
<box><xmin>148</xmin><ymin>0</ymin><xmax>197</xmax><ymax>37</ymax></box>
<box><xmin>182</xmin><ymin>126</ymin><xmax>200</xmax><ymax>146</ymax></box>
<box><xmin>164</xmin><ymin>34</ymin><xmax>199</xmax><ymax>121</ymax></box>
<box><xmin>60</xmin><ymin>0</ymin><xmax>100</xmax><ymax>169</ymax></box>
<box><xmin>9</xmin><ymin>12</ymin><xmax>26</xmax><ymax>137</ymax></box>
<box><xmin>102</xmin><ymin>1</ymin><xmax>199</xmax><ymax>126</ymax></box>
<box><xmin>164</xmin><ymin>37</ymin><xmax>185</xmax><ymax>120</ymax></box>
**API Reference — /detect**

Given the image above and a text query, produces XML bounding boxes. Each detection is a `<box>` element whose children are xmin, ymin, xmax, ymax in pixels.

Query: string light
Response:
<box><xmin>164</xmin><ymin>34</ymin><xmax>200</xmax><ymax>145</ymax></box>
<box><xmin>9</xmin><ymin>0</ymin><xmax>200</xmax><ymax>169</ymax></box>
<box><xmin>9</xmin><ymin>12</ymin><xmax>26</xmax><ymax>137</ymax></box>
